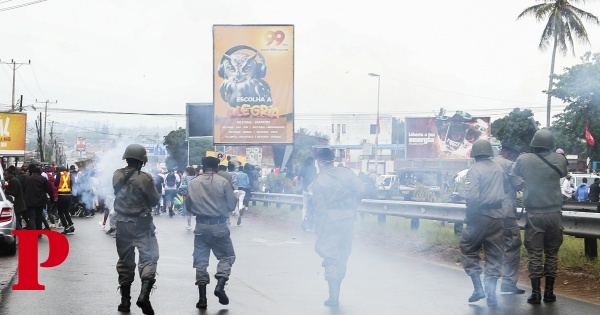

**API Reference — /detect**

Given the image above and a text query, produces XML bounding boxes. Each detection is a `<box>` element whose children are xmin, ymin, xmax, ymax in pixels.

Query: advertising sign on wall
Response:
<box><xmin>405</xmin><ymin>114</ymin><xmax>491</xmax><ymax>159</ymax></box>
<box><xmin>213</xmin><ymin>24</ymin><xmax>294</xmax><ymax>144</ymax></box>
<box><xmin>0</xmin><ymin>113</ymin><xmax>26</xmax><ymax>155</ymax></box>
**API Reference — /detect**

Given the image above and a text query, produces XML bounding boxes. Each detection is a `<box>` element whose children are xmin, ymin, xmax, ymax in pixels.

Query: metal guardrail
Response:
<box><xmin>251</xmin><ymin>192</ymin><xmax>600</xmax><ymax>259</ymax></box>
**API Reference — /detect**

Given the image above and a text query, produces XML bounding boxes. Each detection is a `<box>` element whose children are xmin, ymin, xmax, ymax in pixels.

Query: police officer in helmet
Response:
<box><xmin>513</xmin><ymin>129</ymin><xmax>568</xmax><ymax>304</ymax></box>
<box><xmin>460</xmin><ymin>139</ymin><xmax>506</xmax><ymax>307</ymax></box>
<box><xmin>113</xmin><ymin>144</ymin><xmax>161</xmax><ymax>314</ymax></box>
<box><xmin>310</xmin><ymin>148</ymin><xmax>365</xmax><ymax>307</ymax></box>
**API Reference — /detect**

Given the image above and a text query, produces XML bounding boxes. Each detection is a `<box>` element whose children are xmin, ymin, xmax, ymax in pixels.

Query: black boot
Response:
<box><xmin>136</xmin><ymin>279</ymin><xmax>156</xmax><ymax>315</ymax></box>
<box><xmin>468</xmin><ymin>274</ymin><xmax>486</xmax><ymax>302</ymax></box>
<box><xmin>324</xmin><ymin>280</ymin><xmax>341</xmax><ymax>307</ymax></box>
<box><xmin>196</xmin><ymin>284</ymin><xmax>207</xmax><ymax>309</ymax></box>
<box><xmin>544</xmin><ymin>276</ymin><xmax>557</xmax><ymax>302</ymax></box>
<box><xmin>527</xmin><ymin>277</ymin><xmax>542</xmax><ymax>304</ymax></box>
<box><xmin>214</xmin><ymin>278</ymin><xmax>229</xmax><ymax>305</ymax></box>
<box><xmin>118</xmin><ymin>284</ymin><xmax>131</xmax><ymax>312</ymax></box>
<box><xmin>485</xmin><ymin>277</ymin><xmax>498</xmax><ymax>307</ymax></box>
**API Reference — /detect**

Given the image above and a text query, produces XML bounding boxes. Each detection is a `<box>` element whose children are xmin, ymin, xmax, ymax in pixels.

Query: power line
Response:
<box><xmin>0</xmin><ymin>0</ymin><xmax>47</xmax><ymax>13</ymax></box>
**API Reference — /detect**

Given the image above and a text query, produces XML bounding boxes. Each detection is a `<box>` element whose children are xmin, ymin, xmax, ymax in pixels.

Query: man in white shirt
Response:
<box><xmin>561</xmin><ymin>174</ymin><xmax>574</xmax><ymax>201</ymax></box>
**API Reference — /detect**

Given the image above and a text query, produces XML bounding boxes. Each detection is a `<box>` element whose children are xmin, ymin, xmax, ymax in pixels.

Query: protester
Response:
<box><xmin>55</xmin><ymin>166</ymin><xmax>76</xmax><ymax>234</ymax></box>
<box><xmin>4</xmin><ymin>166</ymin><xmax>26</xmax><ymax>230</ymax></box>
<box><xmin>23</xmin><ymin>166</ymin><xmax>55</xmax><ymax>232</ymax></box>
<box><xmin>588</xmin><ymin>178</ymin><xmax>600</xmax><ymax>202</ymax></box>
<box><xmin>575</xmin><ymin>178</ymin><xmax>589</xmax><ymax>202</ymax></box>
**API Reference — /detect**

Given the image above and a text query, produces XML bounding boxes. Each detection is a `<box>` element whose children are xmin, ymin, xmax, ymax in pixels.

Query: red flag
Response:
<box><xmin>586</xmin><ymin>123</ymin><xmax>595</xmax><ymax>146</ymax></box>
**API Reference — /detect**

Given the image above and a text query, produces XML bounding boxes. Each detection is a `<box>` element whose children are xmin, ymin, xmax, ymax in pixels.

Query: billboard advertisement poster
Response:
<box><xmin>406</xmin><ymin>115</ymin><xmax>490</xmax><ymax>159</ymax></box>
<box><xmin>0</xmin><ymin>113</ymin><xmax>26</xmax><ymax>155</ymax></box>
<box><xmin>213</xmin><ymin>25</ymin><xmax>294</xmax><ymax>145</ymax></box>
<box><xmin>76</xmin><ymin>137</ymin><xmax>86</xmax><ymax>152</ymax></box>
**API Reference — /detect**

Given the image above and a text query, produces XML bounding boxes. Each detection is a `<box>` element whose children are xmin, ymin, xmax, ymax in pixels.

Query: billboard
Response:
<box><xmin>76</xmin><ymin>137</ymin><xmax>86</xmax><ymax>151</ymax></box>
<box><xmin>405</xmin><ymin>115</ymin><xmax>491</xmax><ymax>159</ymax></box>
<box><xmin>213</xmin><ymin>24</ymin><xmax>294</xmax><ymax>144</ymax></box>
<box><xmin>187</xmin><ymin>103</ymin><xmax>214</xmax><ymax>138</ymax></box>
<box><xmin>0</xmin><ymin>113</ymin><xmax>26</xmax><ymax>155</ymax></box>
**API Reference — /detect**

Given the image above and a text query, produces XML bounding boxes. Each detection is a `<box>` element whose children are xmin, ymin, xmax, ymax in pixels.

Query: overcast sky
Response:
<box><xmin>1</xmin><ymin>0</ymin><xmax>600</xmax><ymax>134</ymax></box>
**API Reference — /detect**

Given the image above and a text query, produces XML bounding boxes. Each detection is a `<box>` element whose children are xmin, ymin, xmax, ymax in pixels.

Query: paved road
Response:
<box><xmin>1</xmin><ymin>212</ymin><xmax>599</xmax><ymax>315</ymax></box>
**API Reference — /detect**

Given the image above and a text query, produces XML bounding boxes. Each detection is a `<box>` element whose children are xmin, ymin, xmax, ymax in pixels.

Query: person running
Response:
<box><xmin>55</xmin><ymin>166</ymin><xmax>76</xmax><ymax>234</ymax></box>
<box><xmin>113</xmin><ymin>144</ymin><xmax>161</xmax><ymax>314</ymax></box>
<box><xmin>185</xmin><ymin>156</ymin><xmax>237</xmax><ymax>309</ymax></box>
<box><xmin>310</xmin><ymin>148</ymin><xmax>365</xmax><ymax>307</ymax></box>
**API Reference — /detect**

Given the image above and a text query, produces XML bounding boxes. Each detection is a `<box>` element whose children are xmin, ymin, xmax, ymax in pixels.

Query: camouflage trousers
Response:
<box><xmin>460</xmin><ymin>214</ymin><xmax>504</xmax><ymax>279</ymax></box>
<box><xmin>524</xmin><ymin>211</ymin><xmax>563</xmax><ymax>279</ymax></box>
<box><xmin>116</xmin><ymin>221</ymin><xmax>159</xmax><ymax>285</ymax></box>
<box><xmin>502</xmin><ymin>217</ymin><xmax>522</xmax><ymax>286</ymax></box>
<box><xmin>193</xmin><ymin>222</ymin><xmax>236</xmax><ymax>285</ymax></box>
<box><xmin>315</xmin><ymin>218</ymin><xmax>354</xmax><ymax>282</ymax></box>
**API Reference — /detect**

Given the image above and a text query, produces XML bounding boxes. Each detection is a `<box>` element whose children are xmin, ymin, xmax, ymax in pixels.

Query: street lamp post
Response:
<box><xmin>368</xmin><ymin>73</ymin><xmax>380</xmax><ymax>174</ymax></box>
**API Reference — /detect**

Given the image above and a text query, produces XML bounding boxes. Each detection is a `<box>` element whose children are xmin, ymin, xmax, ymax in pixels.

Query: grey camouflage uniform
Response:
<box><xmin>513</xmin><ymin>151</ymin><xmax>567</xmax><ymax>279</ymax></box>
<box><xmin>310</xmin><ymin>166</ymin><xmax>365</xmax><ymax>282</ymax></box>
<box><xmin>185</xmin><ymin>172</ymin><xmax>237</xmax><ymax>285</ymax></box>
<box><xmin>113</xmin><ymin>166</ymin><xmax>161</xmax><ymax>285</ymax></box>
<box><xmin>493</xmin><ymin>155</ymin><xmax>524</xmax><ymax>287</ymax></box>
<box><xmin>460</xmin><ymin>158</ymin><xmax>506</xmax><ymax>280</ymax></box>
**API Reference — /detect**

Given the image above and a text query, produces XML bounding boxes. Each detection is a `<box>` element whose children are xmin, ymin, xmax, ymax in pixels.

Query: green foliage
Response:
<box><xmin>518</xmin><ymin>1</ymin><xmax>599</xmax><ymax>55</ymax></box>
<box><xmin>291</xmin><ymin>131</ymin><xmax>326</xmax><ymax>170</ymax></box>
<box><xmin>163</xmin><ymin>128</ymin><xmax>214</xmax><ymax>170</ymax></box>
<box><xmin>551</xmin><ymin>52</ymin><xmax>600</xmax><ymax>159</ymax></box>
<box><xmin>491</xmin><ymin>108</ymin><xmax>539</xmax><ymax>149</ymax></box>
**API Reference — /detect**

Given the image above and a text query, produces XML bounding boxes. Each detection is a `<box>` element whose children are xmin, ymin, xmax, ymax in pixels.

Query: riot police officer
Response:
<box><xmin>460</xmin><ymin>139</ymin><xmax>506</xmax><ymax>307</ymax></box>
<box><xmin>310</xmin><ymin>148</ymin><xmax>365</xmax><ymax>307</ymax></box>
<box><xmin>493</xmin><ymin>143</ymin><xmax>526</xmax><ymax>294</ymax></box>
<box><xmin>113</xmin><ymin>144</ymin><xmax>161</xmax><ymax>314</ymax></box>
<box><xmin>185</xmin><ymin>156</ymin><xmax>237</xmax><ymax>309</ymax></box>
<box><xmin>513</xmin><ymin>129</ymin><xmax>568</xmax><ymax>304</ymax></box>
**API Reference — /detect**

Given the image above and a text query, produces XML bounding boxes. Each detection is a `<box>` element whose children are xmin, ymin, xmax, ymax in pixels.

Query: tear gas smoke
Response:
<box><xmin>72</xmin><ymin>141</ymin><xmax>148</xmax><ymax>211</ymax></box>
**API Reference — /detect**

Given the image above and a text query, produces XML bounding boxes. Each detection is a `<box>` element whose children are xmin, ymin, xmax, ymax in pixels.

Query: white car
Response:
<box><xmin>0</xmin><ymin>184</ymin><xmax>17</xmax><ymax>256</ymax></box>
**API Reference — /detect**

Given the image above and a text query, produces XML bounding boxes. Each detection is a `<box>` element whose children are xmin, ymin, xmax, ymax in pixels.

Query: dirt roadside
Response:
<box><xmin>247</xmin><ymin>210</ymin><xmax>600</xmax><ymax>305</ymax></box>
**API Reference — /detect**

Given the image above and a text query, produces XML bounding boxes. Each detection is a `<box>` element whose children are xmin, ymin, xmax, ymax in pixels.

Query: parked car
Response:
<box><xmin>397</xmin><ymin>168</ymin><xmax>443</xmax><ymax>201</ymax></box>
<box><xmin>376</xmin><ymin>174</ymin><xmax>398</xmax><ymax>199</ymax></box>
<box><xmin>0</xmin><ymin>187</ymin><xmax>17</xmax><ymax>256</ymax></box>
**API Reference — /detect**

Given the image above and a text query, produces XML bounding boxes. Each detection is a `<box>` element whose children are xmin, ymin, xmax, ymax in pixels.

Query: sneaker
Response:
<box><xmin>236</xmin><ymin>216</ymin><xmax>242</xmax><ymax>226</ymax></box>
<box><xmin>106</xmin><ymin>227</ymin><xmax>116</xmax><ymax>235</ymax></box>
<box><xmin>49</xmin><ymin>224</ymin><xmax>56</xmax><ymax>229</ymax></box>
<box><xmin>186</xmin><ymin>225</ymin><xmax>192</xmax><ymax>230</ymax></box>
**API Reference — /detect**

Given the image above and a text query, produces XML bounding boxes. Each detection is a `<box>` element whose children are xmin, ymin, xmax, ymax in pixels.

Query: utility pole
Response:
<box><xmin>36</xmin><ymin>99</ymin><xmax>58</xmax><ymax>162</ymax></box>
<box><xmin>0</xmin><ymin>59</ymin><xmax>31</xmax><ymax>111</ymax></box>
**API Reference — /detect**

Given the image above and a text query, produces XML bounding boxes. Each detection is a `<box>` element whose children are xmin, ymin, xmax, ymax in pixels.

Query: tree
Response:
<box><xmin>517</xmin><ymin>0</ymin><xmax>599</xmax><ymax>127</ymax></box>
<box><xmin>163</xmin><ymin>128</ymin><xmax>216</xmax><ymax>170</ymax></box>
<box><xmin>291</xmin><ymin>130</ymin><xmax>327</xmax><ymax>171</ymax></box>
<box><xmin>550</xmin><ymin>52</ymin><xmax>600</xmax><ymax>160</ymax></box>
<box><xmin>163</xmin><ymin>128</ymin><xmax>188</xmax><ymax>171</ymax></box>
<box><xmin>491</xmin><ymin>108</ymin><xmax>539</xmax><ymax>150</ymax></box>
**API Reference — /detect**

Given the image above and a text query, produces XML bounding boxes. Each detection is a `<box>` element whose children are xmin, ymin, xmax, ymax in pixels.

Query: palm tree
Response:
<box><xmin>517</xmin><ymin>0</ymin><xmax>599</xmax><ymax>128</ymax></box>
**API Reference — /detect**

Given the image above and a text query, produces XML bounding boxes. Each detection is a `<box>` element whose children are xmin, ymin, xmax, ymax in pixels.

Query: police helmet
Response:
<box><xmin>530</xmin><ymin>129</ymin><xmax>554</xmax><ymax>150</ymax></box>
<box><xmin>316</xmin><ymin>148</ymin><xmax>335</xmax><ymax>161</ymax></box>
<box><xmin>470</xmin><ymin>139</ymin><xmax>493</xmax><ymax>158</ymax></box>
<box><xmin>122</xmin><ymin>144</ymin><xmax>148</xmax><ymax>163</ymax></box>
